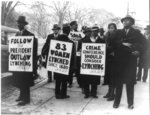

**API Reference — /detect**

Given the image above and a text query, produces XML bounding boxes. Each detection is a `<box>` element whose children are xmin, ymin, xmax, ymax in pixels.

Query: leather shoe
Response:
<box><xmin>103</xmin><ymin>94</ymin><xmax>110</xmax><ymax>98</ymax></box>
<box><xmin>107</xmin><ymin>97</ymin><xmax>114</xmax><ymax>101</ymax></box>
<box><xmin>61</xmin><ymin>95</ymin><xmax>70</xmax><ymax>99</ymax></box>
<box><xmin>84</xmin><ymin>95</ymin><xmax>89</xmax><ymax>98</ymax></box>
<box><xmin>113</xmin><ymin>103</ymin><xmax>119</xmax><ymax>108</ymax></box>
<box><xmin>17</xmin><ymin>101</ymin><xmax>30</xmax><ymax>106</ymax></box>
<box><xmin>91</xmin><ymin>95</ymin><xmax>98</xmax><ymax>98</ymax></box>
<box><xmin>55</xmin><ymin>95</ymin><xmax>61</xmax><ymax>99</ymax></box>
<box><xmin>128</xmin><ymin>105</ymin><xmax>134</xmax><ymax>109</ymax></box>
<box><xmin>16</xmin><ymin>98</ymin><xmax>22</xmax><ymax>102</ymax></box>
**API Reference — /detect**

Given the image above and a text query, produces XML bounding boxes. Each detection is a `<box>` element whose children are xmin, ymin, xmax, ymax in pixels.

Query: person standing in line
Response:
<box><xmin>68</xmin><ymin>21</ymin><xmax>84</xmax><ymax>88</ymax></box>
<box><xmin>137</xmin><ymin>25</ymin><xmax>150</xmax><ymax>82</ymax></box>
<box><xmin>54</xmin><ymin>24</ymin><xmax>75</xmax><ymax>99</ymax></box>
<box><xmin>41</xmin><ymin>24</ymin><xmax>60</xmax><ymax>83</ymax></box>
<box><xmin>112</xmin><ymin>15</ymin><xmax>146</xmax><ymax>109</ymax></box>
<box><xmin>103</xmin><ymin>23</ymin><xmax>117</xmax><ymax>101</ymax></box>
<box><xmin>99</xmin><ymin>28</ymin><xmax>105</xmax><ymax>39</ymax></box>
<box><xmin>11</xmin><ymin>16</ymin><xmax>38</xmax><ymax>106</ymax></box>
<box><xmin>81</xmin><ymin>26</ymin><xmax>105</xmax><ymax>98</ymax></box>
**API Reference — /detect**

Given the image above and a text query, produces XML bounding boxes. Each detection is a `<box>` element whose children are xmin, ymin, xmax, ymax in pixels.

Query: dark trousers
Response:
<box><xmin>137</xmin><ymin>67</ymin><xmax>148</xmax><ymax>81</ymax></box>
<box><xmin>19</xmin><ymin>86</ymin><xmax>30</xmax><ymax>102</ymax></box>
<box><xmin>48</xmin><ymin>71</ymin><xmax>52</xmax><ymax>81</ymax></box>
<box><xmin>55</xmin><ymin>78</ymin><xmax>68</xmax><ymax>97</ymax></box>
<box><xmin>114</xmin><ymin>83</ymin><xmax>134</xmax><ymax>105</ymax></box>
<box><xmin>68</xmin><ymin>71</ymin><xmax>74</xmax><ymax>85</ymax></box>
<box><xmin>84</xmin><ymin>83</ymin><xmax>97</xmax><ymax>96</ymax></box>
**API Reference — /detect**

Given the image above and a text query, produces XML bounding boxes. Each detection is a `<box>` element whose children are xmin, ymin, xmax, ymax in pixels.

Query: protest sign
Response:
<box><xmin>80</xmin><ymin>43</ymin><xmax>106</xmax><ymax>76</ymax></box>
<box><xmin>47</xmin><ymin>40</ymin><xmax>73</xmax><ymax>75</ymax></box>
<box><xmin>9</xmin><ymin>36</ymin><xmax>33</xmax><ymax>72</ymax></box>
<box><xmin>69</xmin><ymin>31</ymin><xmax>85</xmax><ymax>51</ymax></box>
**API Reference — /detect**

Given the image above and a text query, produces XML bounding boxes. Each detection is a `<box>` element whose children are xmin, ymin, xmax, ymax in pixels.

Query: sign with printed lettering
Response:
<box><xmin>47</xmin><ymin>40</ymin><xmax>73</xmax><ymax>75</ymax></box>
<box><xmin>80</xmin><ymin>43</ymin><xmax>106</xmax><ymax>76</ymax></box>
<box><xmin>9</xmin><ymin>36</ymin><xmax>33</xmax><ymax>72</ymax></box>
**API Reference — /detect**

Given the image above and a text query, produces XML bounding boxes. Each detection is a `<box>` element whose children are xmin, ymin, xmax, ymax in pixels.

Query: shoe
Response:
<box><xmin>55</xmin><ymin>95</ymin><xmax>61</xmax><ymax>99</ymax></box>
<box><xmin>91</xmin><ymin>95</ymin><xmax>98</xmax><ymax>98</ymax></box>
<box><xmin>143</xmin><ymin>80</ymin><xmax>146</xmax><ymax>82</ymax></box>
<box><xmin>136</xmin><ymin>79</ymin><xmax>141</xmax><ymax>81</ymax></box>
<box><xmin>84</xmin><ymin>95</ymin><xmax>89</xmax><ymax>98</ymax></box>
<box><xmin>61</xmin><ymin>95</ymin><xmax>70</xmax><ymax>99</ymax></box>
<box><xmin>103</xmin><ymin>94</ymin><xmax>110</xmax><ymax>98</ymax></box>
<box><xmin>107</xmin><ymin>97</ymin><xmax>114</xmax><ymax>101</ymax></box>
<box><xmin>17</xmin><ymin>101</ymin><xmax>30</xmax><ymax>106</ymax></box>
<box><xmin>128</xmin><ymin>105</ymin><xmax>134</xmax><ymax>109</ymax></box>
<box><xmin>47</xmin><ymin>79</ymin><xmax>52</xmax><ymax>83</ymax></box>
<box><xmin>113</xmin><ymin>103</ymin><xmax>119</xmax><ymax>108</ymax></box>
<box><xmin>16</xmin><ymin>98</ymin><xmax>22</xmax><ymax>102</ymax></box>
<box><xmin>68</xmin><ymin>84</ymin><xmax>72</xmax><ymax>88</ymax></box>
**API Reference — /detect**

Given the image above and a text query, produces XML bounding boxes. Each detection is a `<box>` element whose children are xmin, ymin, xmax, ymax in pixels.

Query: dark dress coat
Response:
<box><xmin>42</xmin><ymin>34</ymin><xmax>59</xmax><ymax>67</ymax></box>
<box><xmin>54</xmin><ymin>34</ymin><xmax>75</xmax><ymax>80</ymax></box>
<box><xmin>112</xmin><ymin>27</ymin><xmax>146</xmax><ymax>85</ymax></box>
<box><xmin>103</xmin><ymin>31</ymin><xmax>116</xmax><ymax>85</ymax></box>
<box><xmin>11</xmin><ymin>29</ymin><xmax>38</xmax><ymax>88</ymax></box>
<box><xmin>80</xmin><ymin>36</ymin><xmax>105</xmax><ymax>85</ymax></box>
<box><xmin>138</xmin><ymin>35</ymin><xmax>149</xmax><ymax>68</ymax></box>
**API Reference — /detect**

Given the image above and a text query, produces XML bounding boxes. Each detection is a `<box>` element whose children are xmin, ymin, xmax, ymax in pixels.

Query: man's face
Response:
<box><xmin>91</xmin><ymin>30</ymin><xmax>98</xmax><ymax>37</ymax></box>
<box><xmin>17</xmin><ymin>23</ymin><xmax>25</xmax><ymax>31</ymax></box>
<box><xmin>72</xmin><ymin>23</ymin><xmax>78</xmax><ymax>31</ymax></box>
<box><xmin>53</xmin><ymin>29</ymin><xmax>59</xmax><ymax>34</ymax></box>
<box><xmin>123</xmin><ymin>18</ymin><xmax>132</xmax><ymax>27</ymax></box>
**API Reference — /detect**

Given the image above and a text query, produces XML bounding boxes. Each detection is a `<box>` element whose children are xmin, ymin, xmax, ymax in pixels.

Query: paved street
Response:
<box><xmin>1</xmin><ymin>68</ymin><xmax>149</xmax><ymax>115</ymax></box>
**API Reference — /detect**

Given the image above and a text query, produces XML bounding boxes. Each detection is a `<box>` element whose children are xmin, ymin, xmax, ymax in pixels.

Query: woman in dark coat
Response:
<box><xmin>11</xmin><ymin>16</ymin><xmax>37</xmax><ymax>106</ymax></box>
<box><xmin>103</xmin><ymin>23</ymin><xmax>117</xmax><ymax>101</ymax></box>
<box><xmin>81</xmin><ymin>26</ymin><xmax>105</xmax><ymax>98</ymax></box>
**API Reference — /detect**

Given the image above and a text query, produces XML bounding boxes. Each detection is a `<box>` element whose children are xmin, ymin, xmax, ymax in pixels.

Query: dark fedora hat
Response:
<box><xmin>121</xmin><ymin>15</ymin><xmax>135</xmax><ymax>25</ymax></box>
<box><xmin>52</xmin><ymin>24</ymin><xmax>61</xmax><ymax>30</ymax></box>
<box><xmin>17</xmin><ymin>16</ymin><xmax>28</xmax><ymax>25</ymax></box>
<box><xmin>99</xmin><ymin>28</ymin><xmax>105</xmax><ymax>32</ymax></box>
<box><xmin>144</xmin><ymin>25</ymin><xmax>150</xmax><ymax>30</ymax></box>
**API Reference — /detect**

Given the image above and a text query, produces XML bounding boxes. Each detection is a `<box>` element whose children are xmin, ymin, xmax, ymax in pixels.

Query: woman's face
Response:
<box><xmin>109</xmin><ymin>25</ymin><xmax>116</xmax><ymax>33</ymax></box>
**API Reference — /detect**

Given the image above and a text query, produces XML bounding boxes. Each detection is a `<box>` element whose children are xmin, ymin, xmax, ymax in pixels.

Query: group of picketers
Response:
<box><xmin>11</xmin><ymin>15</ymin><xmax>149</xmax><ymax>110</ymax></box>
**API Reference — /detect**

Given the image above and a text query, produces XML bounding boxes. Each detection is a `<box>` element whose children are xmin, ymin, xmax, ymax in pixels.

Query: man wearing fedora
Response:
<box><xmin>112</xmin><ymin>15</ymin><xmax>146</xmax><ymax>109</ymax></box>
<box><xmin>80</xmin><ymin>26</ymin><xmax>105</xmax><ymax>98</ymax></box>
<box><xmin>11</xmin><ymin>16</ymin><xmax>38</xmax><ymax>106</ymax></box>
<box><xmin>137</xmin><ymin>25</ymin><xmax>150</xmax><ymax>82</ymax></box>
<box><xmin>42</xmin><ymin>24</ymin><xmax>61</xmax><ymax>82</ymax></box>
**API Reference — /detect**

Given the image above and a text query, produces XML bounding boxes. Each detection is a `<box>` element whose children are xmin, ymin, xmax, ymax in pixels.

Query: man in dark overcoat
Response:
<box><xmin>137</xmin><ymin>25</ymin><xmax>150</xmax><ymax>82</ymax></box>
<box><xmin>11</xmin><ymin>16</ymin><xmax>38</xmax><ymax>106</ymax></box>
<box><xmin>81</xmin><ymin>26</ymin><xmax>105</xmax><ymax>98</ymax></box>
<box><xmin>54</xmin><ymin>23</ymin><xmax>75</xmax><ymax>99</ymax></box>
<box><xmin>112</xmin><ymin>15</ymin><xmax>146</xmax><ymax>109</ymax></box>
<box><xmin>41</xmin><ymin>24</ymin><xmax>60</xmax><ymax>82</ymax></box>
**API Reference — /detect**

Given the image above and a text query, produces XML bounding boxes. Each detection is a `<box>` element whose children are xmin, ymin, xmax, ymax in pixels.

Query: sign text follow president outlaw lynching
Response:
<box><xmin>9</xmin><ymin>36</ymin><xmax>34</xmax><ymax>72</ymax></box>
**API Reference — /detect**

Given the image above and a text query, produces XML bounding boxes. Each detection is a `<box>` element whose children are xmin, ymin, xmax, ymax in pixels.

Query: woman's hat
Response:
<box><xmin>17</xmin><ymin>16</ymin><xmax>28</xmax><ymax>25</ymax></box>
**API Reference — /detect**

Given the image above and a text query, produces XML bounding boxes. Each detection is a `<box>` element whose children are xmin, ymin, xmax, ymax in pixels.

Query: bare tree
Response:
<box><xmin>27</xmin><ymin>1</ymin><xmax>51</xmax><ymax>39</ymax></box>
<box><xmin>49</xmin><ymin>1</ymin><xmax>71</xmax><ymax>27</ymax></box>
<box><xmin>1</xmin><ymin>1</ymin><xmax>20</xmax><ymax>26</ymax></box>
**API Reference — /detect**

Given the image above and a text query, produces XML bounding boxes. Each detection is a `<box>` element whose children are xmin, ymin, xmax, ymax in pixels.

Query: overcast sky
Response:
<box><xmin>16</xmin><ymin>0</ymin><xmax>149</xmax><ymax>26</ymax></box>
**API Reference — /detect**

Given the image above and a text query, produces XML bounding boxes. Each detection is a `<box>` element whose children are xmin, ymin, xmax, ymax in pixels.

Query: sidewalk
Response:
<box><xmin>1</xmin><ymin>68</ymin><xmax>149</xmax><ymax>115</ymax></box>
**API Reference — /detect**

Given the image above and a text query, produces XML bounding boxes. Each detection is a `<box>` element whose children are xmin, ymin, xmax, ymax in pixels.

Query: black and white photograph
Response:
<box><xmin>1</xmin><ymin>0</ymin><xmax>149</xmax><ymax>114</ymax></box>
